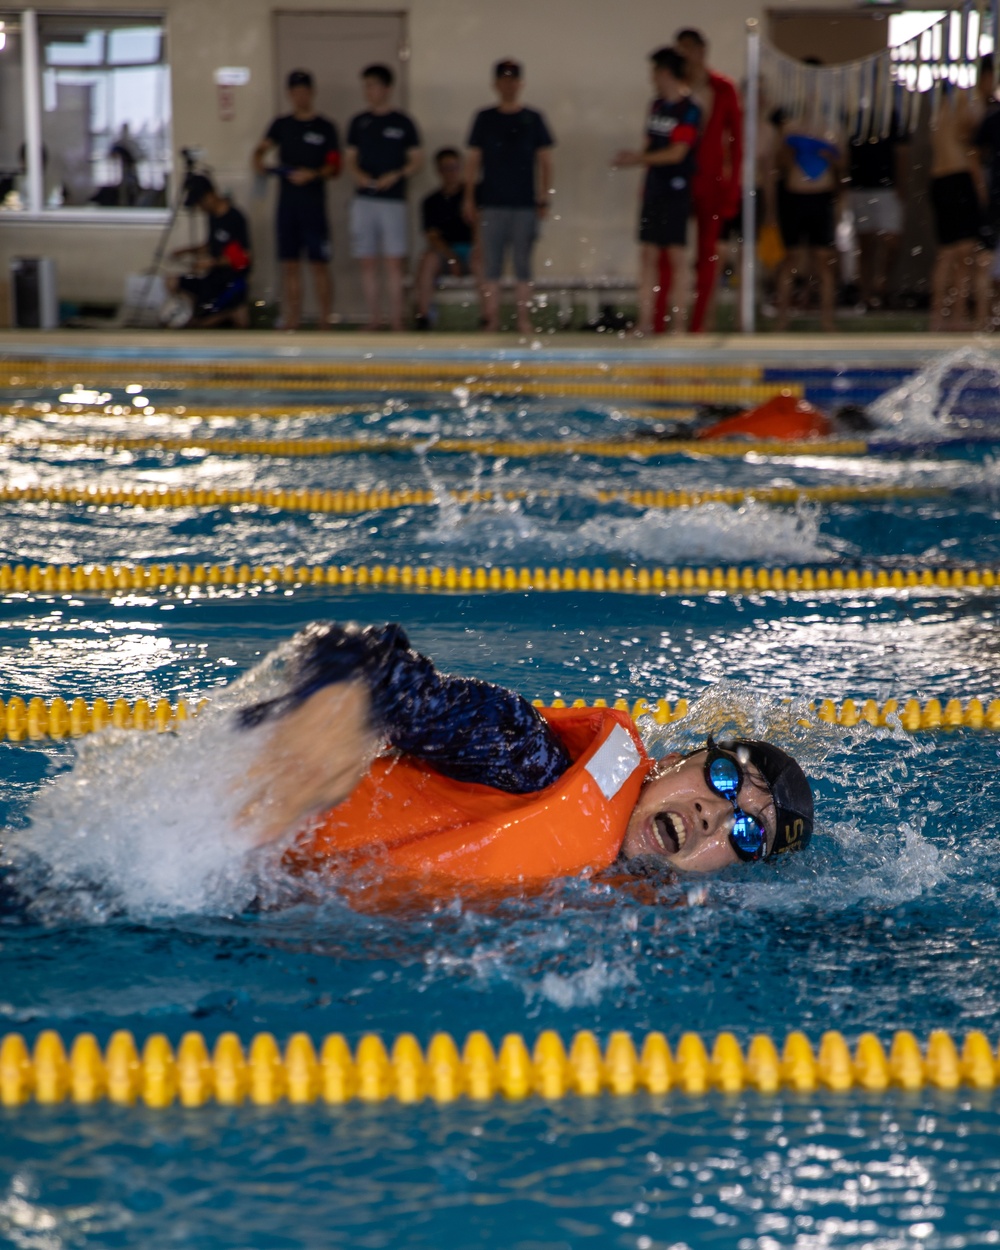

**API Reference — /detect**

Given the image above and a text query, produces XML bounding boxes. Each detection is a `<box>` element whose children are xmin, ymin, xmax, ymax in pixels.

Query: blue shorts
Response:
<box><xmin>276</xmin><ymin>195</ymin><xmax>330</xmax><ymax>263</ymax></box>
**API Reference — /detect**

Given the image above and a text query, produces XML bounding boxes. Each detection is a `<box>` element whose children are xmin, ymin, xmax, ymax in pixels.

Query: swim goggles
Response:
<box><xmin>704</xmin><ymin>741</ymin><xmax>769</xmax><ymax>863</ymax></box>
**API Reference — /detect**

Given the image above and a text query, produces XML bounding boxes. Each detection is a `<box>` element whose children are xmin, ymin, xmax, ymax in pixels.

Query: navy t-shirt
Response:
<box><xmin>467</xmin><ymin>106</ymin><xmax>554</xmax><ymax>208</ymax></box>
<box><xmin>643</xmin><ymin>96</ymin><xmax>701</xmax><ymax>199</ymax></box>
<box><xmin>265</xmin><ymin>114</ymin><xmax>340</xmax><ymax>203</ymax></box>
<box><xmin>421</xmin><ymin>188</ymin><xmax>472</xmax><ymax>244</ymax></box>
<box><xmin>207</xmin><ymin>205</ymin><xmax>251</xmax><ymax>271</ymax></box>
<box><xmin>347</xmin><ymin>109</ymin><xmax>421</xmax><ymax>200</ymax></box>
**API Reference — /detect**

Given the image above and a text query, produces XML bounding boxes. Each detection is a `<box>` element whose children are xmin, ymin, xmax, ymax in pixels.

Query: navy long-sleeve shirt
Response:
<box><xmin>237</xmin><ymin>622</ymin><xmax>571</xmax><ymax>794</ymax></box>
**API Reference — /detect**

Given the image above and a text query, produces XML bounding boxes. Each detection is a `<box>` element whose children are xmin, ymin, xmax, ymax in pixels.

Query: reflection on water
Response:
<box><xmin>2</xmin><ymin>1097</ymin><xmax>1000</xmax><ymax>1249</ymax></box>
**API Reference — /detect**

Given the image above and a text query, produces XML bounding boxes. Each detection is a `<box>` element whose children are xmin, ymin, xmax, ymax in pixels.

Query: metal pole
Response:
<box><xmin>740</xmin><ymin>19</ymin><xmax>760</xmax><ymax>334</ymax></box>
<box><xmin>21</xmin><ymin>9</ymin><xmax>44</xmax><ymax>213</ymax></box>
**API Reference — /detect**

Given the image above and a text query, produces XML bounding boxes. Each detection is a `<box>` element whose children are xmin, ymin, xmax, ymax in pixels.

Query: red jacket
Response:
<box><xmin>692</xmin><ymin>70</ymin><xmax>743</xmax><ymax>219</ymax></box>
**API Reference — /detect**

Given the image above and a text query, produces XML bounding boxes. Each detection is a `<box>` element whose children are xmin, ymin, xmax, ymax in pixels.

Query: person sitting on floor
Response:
<box><xmin>166</xmin><ymin>173</ymin><xmax>252</xmax><ymax>328</ymax></box>
<box><xmin>414</xmin><ymin>147</ymin><xmax>480</xmax><ymax>329</ymax></box>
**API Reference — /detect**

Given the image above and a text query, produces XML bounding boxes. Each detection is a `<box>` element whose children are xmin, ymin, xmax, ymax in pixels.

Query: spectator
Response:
<box><xmin>612</xmin><ymin>46</ymin><xmax>700</xmax><ymax>335</ymax></box>
<box><xmin>167</xmin><ymin>173</ymin><xmax>251</xmax><ymax>328</ymax></box>
<box><xmin>975</xmin><ymin>64</ymin><xmax>1000</xmax><ymax>321</ymax></box>
<box><xmin>673</xmin><ymin>29</ymin><xmax>742</xmax><ymax>333</ymax></box>
<box><xmin>464</xmin><ymin>60</ymin><xmax>554</xmax><ymax>335</ymax></box>
<box><xmin>847</xmin><ymin>114</ymin><xmax>909</xmax><ymax>311</ymax></box>
<box><xmin>772</xmin><ymin>62</ymin><xmax>842</xmax><ymax>333</ymax></box>
<box><xmin>345</xmin><ymin>64</ymin><xmax>422</xmax><ymax>332</ymax></box>
<box><xmin>253</xmin><ymin>69</ymin><xmax>340</xmax><ymax>331</ymax></box>
<box><xmin>414</xmin><ymin>147</ymin><xmax>480</xmax><ymax>330</ymax></box>
<box><xmin>929</xmin><ymin>82</ymin><xmax>988</xmax><ymax>331</ymax></box>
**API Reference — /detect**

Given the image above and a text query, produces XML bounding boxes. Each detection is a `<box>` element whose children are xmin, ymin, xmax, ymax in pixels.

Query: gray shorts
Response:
<box><xmin>479</xmin><ymin>206</ymin><xmax>538</xmax><ymax>281</ymax></box>
<box><xmin>849</xmin><ymin>189</ymin><xmax>903</xmax><ymax>237</ymax></box>
<box><xmin>349</xmin><ymin>197</ymin><xmax>409</xmax><ymax>259</ymax></box>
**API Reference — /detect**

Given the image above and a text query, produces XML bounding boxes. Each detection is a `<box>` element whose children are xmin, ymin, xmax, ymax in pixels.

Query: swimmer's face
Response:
<box><xmin>621</xmin><ymin>749</ymin><xmax>776</xmax><ymax>873</ymax></box>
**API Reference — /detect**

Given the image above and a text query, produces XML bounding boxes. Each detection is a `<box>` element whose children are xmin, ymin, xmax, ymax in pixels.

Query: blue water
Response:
<box><xmin>2</xmin><ymin>348</ymin><xmax>1000</xmax><ymax>1249</ymax></box>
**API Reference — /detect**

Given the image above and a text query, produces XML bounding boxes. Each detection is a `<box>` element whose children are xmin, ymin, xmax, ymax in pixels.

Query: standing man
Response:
<box><xmin>414</xmin><ymin>147</ymin><xmax>480</xmax><ymax>330</ymax></box>
<box><xmin>253</xmin><ymin>70</ymin><xmax>340</xmax><ymax>331</ymax></box>
<box><xmin>669</xmin><ymin>29</ymin><xmax>742</xmax><ymax>333</ymax></box>
<box><xmin>345</xmin><ymin>64</ymin><xmax>422</xmax><ymax>332</ymax></box>
<box><xmin>464</xmin><ymin>60</ymin><xmax>554</xmax><ymax>335</ymax></box>
<box><xmin>848</xmin><ymin>116</ymin><xmax>908</xmax><ymax>312</ymax></box>
<box><xmin>772</xmin><ymin>65</ymin><xmax>842</xmax><ymax>334</ymax></box>
<box><xmin>929</xmin><ymin>84</ymin><xmax>988</xmax><ymax>332</ymax></box>
<box><xmin>613</xmin><ymin>47</ymin><xmax>700</xmax><ymax>335</ymax></box>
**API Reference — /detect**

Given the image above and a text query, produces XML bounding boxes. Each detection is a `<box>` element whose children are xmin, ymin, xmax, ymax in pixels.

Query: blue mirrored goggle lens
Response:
<box><xmin>730</xmin><ymin>813</ymin><xmax>767</xmax><ymax>855</ymax></box>
<box><xmin>708</xmin><ymin>754</ymin><xmax>741</xmax><ymax>800</ymax></box>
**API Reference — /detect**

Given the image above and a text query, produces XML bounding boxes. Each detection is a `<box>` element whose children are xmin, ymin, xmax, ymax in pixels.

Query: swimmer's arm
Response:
<box><xmin>238</xmin><ymin>622</ymin><xmax>571</xmax><ymax>795</ymax></box>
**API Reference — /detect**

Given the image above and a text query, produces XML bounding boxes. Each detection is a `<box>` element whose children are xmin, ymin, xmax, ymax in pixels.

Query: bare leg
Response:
<box><xmin>281</xmin><ymin>260</ymin><xmax>302</xmax><ymax>331</ymax></box>
<box><xmin>816</xmin><ymin>246</ymin><xmax>837</xmax><ymax>333</ymax></box>
<box><xmin>930</xmin><ymin>245</ymin><xmax>954</xmax><ymax>331</ymax></box>
<box><xmin>637</xmin><ymin>243</ymin><xmax>661</xmax><ymax>335</ymax></box>
<box><xmin>951</xmin><ymin>241</ymin><xmax>976</xmax><ymax>330</ymax></box>
<box><xmin>857</xmin><ymin>233</ymin><xmax>877</xmax><ymax>306</ymax></box>
<box><xmin>878</xmin><ymin>233</ymin><xmax>900</xmax><ymax>306</ymax></box>
<box><xmin>514</xmin><ymin>281</ymin><xmax>534</xmax><ymax>335</ymax></box>
<box><xmin>312</xmin><ymin>262</ymin><xmax>332</xmax><ymax>328</ymax></box>
<box><xmin>384</xmin><ymin>257</ymin><xmax>406</xmax><ymax>331</ymax></box>
<box><xmin>482</xmin><ymin>280</ymin><xmax>500</xmax><ymax>332</ymax></box>
<box><xmin>775</xmin><ymin>249</ymin><xmax>804</xmax><ymax>332</ymax></box>
<box><xmin>359</xmin><ymin>257</ymin><xmax>380</xmax><ymax>330</ymax></box>
<box><xmin>975</xmin><ymin>247</ymin><xmax>993</xmax><ymax>329</ymax></box>
<box><xmin>415</xmin><ymin>250</ymin><xmax>442</xmax><ymax>318</ymax></box>
<box><xmin>932</xmin><ymin>242</ymin><xmax>974</xmax><ymax>331</ymax></box>
<box><xmin>665</xmin><ymin>244</ymin><xmax>689</xmax><ymax>334</ymax></box>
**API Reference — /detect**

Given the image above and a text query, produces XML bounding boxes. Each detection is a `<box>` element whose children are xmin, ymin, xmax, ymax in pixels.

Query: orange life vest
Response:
<box><xmin>698</xmin><ymin>392</ymin><xmax>833</xmax><ymax>442</ymax></box>
<box><xmin>284</xmin><ymin>706</ymin><xmax>652</xmax><ymax>893</ymax></box>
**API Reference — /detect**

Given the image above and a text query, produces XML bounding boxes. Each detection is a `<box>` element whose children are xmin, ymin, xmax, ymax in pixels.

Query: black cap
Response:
<box><xmin>719</xmin><ymin>738</ymin><xmax>814</xmax><ymax>859</ymax></box>
<box><xmin>494</xmin><ymin>59</ymin><xmax>522</xmax><ymax>78</ymax></box>
<box><xmin>287</xmin><ymin>69</ymin><xmax>313</xmax><ymax>89</ymax></box>
<box><xmin>183</xmin><ymin>173</ymin><xmax>214</xmax><ymax>208</ymax></box>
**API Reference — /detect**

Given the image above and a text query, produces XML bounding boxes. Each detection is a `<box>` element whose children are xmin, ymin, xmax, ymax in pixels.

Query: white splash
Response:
<box><xmin>571</xmin><ymin>499</ymin><xmax>842</xmax><ymax>565</ymax></box>
<box><xmin>6</xmin><ymin>646</ymin><xmax>301</xmax><ymax>921</ymax></box>
<box><xmin>869</xmin><ymin>346</ymin><xmax>1000</xmax><ymax>440</ymax></box>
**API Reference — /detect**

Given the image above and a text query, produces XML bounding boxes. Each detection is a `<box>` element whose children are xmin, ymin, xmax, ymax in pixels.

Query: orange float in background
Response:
<box><xmin>697</xmin><ymin>391</ymin><xmax>833</xmax><ymax>442</ymax></box>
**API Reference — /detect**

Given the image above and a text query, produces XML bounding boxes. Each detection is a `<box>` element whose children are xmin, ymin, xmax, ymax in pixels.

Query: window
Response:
<box><xmin>1</xmin><ymin>9</ymin><xmax>172</xmax><ymax>215</ymax></box>
<box><xmin>0</xmin><ymin>16</ymin><xmax>26</xmax><ymax>210</ymax></box>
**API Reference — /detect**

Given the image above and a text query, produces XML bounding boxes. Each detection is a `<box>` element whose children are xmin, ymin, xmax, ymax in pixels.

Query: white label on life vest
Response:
<box><xmin>585</xmin><ymin>725</ymin><xmax>642</xmax><ymax>801</ymax></box>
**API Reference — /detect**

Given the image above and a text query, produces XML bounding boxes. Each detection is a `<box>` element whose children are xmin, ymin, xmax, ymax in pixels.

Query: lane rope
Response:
<box><xmin>0</xmin><ymin>560</ymin><xmax>995</xmax><ymax>598</ymax></box>
<box><xmin>2</xmin><ymin>694</ymin><xmax>996</xmax><ymax>742</ymax></box>
<box><xmin>2</xmin><ymin>401</ymin><xmax>700</xmax><ymax>423</ymax></box>
<box><xmin>7</xmin><ymin>433</ymin><xmax>872</xmax><ymax>460</ymax></box>
<box><xmin>0</xmin><ymin>483</ymin><xmax>943</xmax><ymax>516</ymax></box>
<box><xmin>2</xmin><ymin>402</ymin><xmax>378</xmax><ymax>421</ymax></box>
<box><xmin>0</xmin><ymin>357</ymin><xmax>766</xmax><ymax>382</ymax></box>
<box><xmin>1</xmin><ymin>1027</ymin><xmax>995</xmax><ymax>1107</ymax></box>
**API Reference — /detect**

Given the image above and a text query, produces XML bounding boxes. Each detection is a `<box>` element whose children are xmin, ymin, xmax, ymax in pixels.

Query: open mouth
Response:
<box><xmin>653</xmin><ymin>811</ymin><xmax>685</xmax><ymax>855</ymax></box>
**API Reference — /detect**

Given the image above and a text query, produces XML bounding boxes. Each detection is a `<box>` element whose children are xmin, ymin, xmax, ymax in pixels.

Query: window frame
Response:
<box><xmin>3</xmin><ymin>6</ymin><xmax>172</xmax><ymax>224</ymax></box>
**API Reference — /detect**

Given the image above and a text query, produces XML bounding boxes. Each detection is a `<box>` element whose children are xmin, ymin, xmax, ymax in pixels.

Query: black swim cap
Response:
<box><xmin>183</xmin><ymin>173</ymin><xmax>214</xmax><ymax>208</ymax></box>
<box><xmin>718</xmin><ymin>738</ymin><xmax>814</xmax><ymax>858</ymax></box>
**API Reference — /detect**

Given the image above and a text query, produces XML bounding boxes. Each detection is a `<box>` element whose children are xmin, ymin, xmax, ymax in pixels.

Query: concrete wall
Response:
<box><xmin>0</xmin><ymin>0</ymin><xmax>945</xmax><ymax>319</ymax></box>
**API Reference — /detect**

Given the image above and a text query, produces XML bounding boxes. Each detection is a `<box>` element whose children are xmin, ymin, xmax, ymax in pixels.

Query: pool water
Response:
<box><xmin>1</xmin><ymin>347</ymin><xmax>1000</xmax><ymax>1249</ymax></box>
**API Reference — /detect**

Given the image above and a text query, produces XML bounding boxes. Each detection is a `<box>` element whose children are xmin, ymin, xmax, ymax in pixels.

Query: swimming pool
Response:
<box><xmin>1</xmin><ymin>341</ymin><xmax>999</xmax><ymax>1248</ymax></box>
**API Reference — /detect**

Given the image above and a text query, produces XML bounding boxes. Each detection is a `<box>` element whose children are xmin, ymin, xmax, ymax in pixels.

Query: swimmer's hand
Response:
<box><xmin>236</xmin><ymin>680</ymin><xmax>376</xmax><ymax>847</ymax></box>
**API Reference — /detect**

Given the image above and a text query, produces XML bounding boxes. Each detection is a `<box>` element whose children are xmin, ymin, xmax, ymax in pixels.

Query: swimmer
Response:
<box><xmin>237</xmin><ymin>622</ymin><xmax>813</xmax><ymax>888</ymax></box>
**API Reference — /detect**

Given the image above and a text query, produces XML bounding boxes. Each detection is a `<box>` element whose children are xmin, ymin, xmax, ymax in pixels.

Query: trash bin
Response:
<box><xmin>9</xmin><ymin>256</ymin><xmax>58</xmax><ymax>329</ymax></box>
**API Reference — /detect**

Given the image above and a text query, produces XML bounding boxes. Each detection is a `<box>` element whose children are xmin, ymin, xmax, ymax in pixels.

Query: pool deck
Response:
<box><xmin>0</xmin><ymin>329</ymin><xmax>996</xmax><ymax>368</ymax></box>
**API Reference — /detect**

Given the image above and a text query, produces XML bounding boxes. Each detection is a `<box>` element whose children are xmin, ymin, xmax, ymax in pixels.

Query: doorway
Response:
<box><xmin>273</xmin><ymin>10</ymin><xmax>408</xmax><ymax>323</ymax></box>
